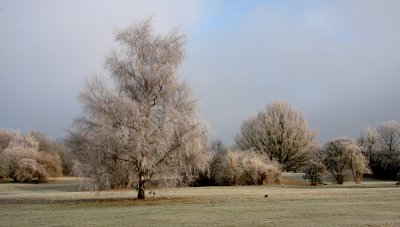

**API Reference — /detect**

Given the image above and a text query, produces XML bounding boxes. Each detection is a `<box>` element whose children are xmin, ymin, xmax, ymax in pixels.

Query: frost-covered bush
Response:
<box><xmin>0</xmin><ymin>147</ymin><xmax>38</xmax><ymax>181</ymax></box>
<box><xmin>15</xmin><ymin>159</ymin><xmax>49</xmax><ymax>183</ymax></box>
<box><xmin>215</xmin><ymin>150</ymin><xmax>281</xmax><ymax>186</ymax></box>
<box><xmin>36</xmin><ymin>152</ymin><xmax>63</xmax><ymax>177</ymax></box>
<box><xmin>322</xmin><ymin>138</ymin><xmax>370</xmax><ymax>184</ymax></box>
<box><xmin>215</xmin><ymin>150</ymin><xmax>242</xmax><ymax>185</ymax></box>
<box><xmin>303</xmin><ymin>161</ymin><xmax>327</xmax><ymax>186</ymax></box>
<box><xmin>0</xmin><ymin>131</ymin><xmax>63</xmax><ymax>182</ymax></box>
<box><xmin>241</xmin><ymin>152</ymin><xmax>281</xmax><ymax>185</ymax></box>
<box><xmin>349</xmin><ymin>150</ymin><xmax>371</xmax><ymax>183</ymax></box>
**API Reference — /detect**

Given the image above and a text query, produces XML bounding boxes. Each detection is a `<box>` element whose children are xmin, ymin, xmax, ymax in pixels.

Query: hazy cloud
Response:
<box><xmin>1</xmin><ymin>0</ymin><xmax>399</xmax><ymax>144</ymax></box>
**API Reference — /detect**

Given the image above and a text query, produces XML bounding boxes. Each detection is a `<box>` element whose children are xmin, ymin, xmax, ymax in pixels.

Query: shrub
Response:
<box><xmin>303</xmin><ymin>161</ymin><xmax>327</xmax><ymax>186</ymax></box>
<box><xmin>215</xmin><ymin>150</ymin><xmax>243</xmax><ymax>185</ymax></box>
<box><xmin>0</xmin><ymin>147</ymin><xmax>38</xmax><ymax>181</ymax></box>
<box><xmin>36</xmin><ymin>152</ymin><xmax>63</xmax><ymax>177</ymax></box>
<box><xmin>215</xmin><ymin>150</ymin><xmax>281</xmax><ymax>186</ymax></box>
<box><xmin>15</xmin><ymin>159</ymin><xmax>49</xmax><ymax>183</ymax></box>
<box><xmin>349</xmin><ymin>150</ymin><xmax>371</xmax><ymax>183</ymax></box>
<box><xmin>0</xmin><ymin>143</ymin><xmax>63</xmax><ymax>181</ymax></box>
<box><xmin>241</xmin><ymin>153</ymin><xmax>281</xmax><ymax>185</ymax></box>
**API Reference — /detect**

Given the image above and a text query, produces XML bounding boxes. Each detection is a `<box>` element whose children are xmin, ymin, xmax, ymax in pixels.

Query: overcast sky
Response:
<box><xmin>1</xmin><ymin>0</ymin><xmax>399</xmax><ymax>144</ymax></box>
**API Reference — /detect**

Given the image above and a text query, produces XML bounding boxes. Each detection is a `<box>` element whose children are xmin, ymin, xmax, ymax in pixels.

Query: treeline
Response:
<box><xmin>1</xmin><ymin>102</ymin><xmax>398</xmax><ymax>186</ymax></box>
<box><xmin>197</xmin><ymin>101</ymin><xmax>399</xmax><ymax>186</ymax></box>
<box><xmin>303</xmin><ymin>120</ymin><xmax>400</xmax><ymax>185</ymax></box>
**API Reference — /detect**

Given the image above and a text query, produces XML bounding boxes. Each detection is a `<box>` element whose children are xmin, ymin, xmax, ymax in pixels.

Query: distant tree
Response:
<box><xmin>69</xmin><ymin>19</ymin><xmax>210</xmax><ymax>199</ymax></box>
<box><xmin>215</xmin><ymin>150</ymin><xmax>243</xmax><ymax>186</ymax></box>
<box><xmin>235</xmin><ymin>101</ymin><xmax>316</xmax><ymax>171</ymax></box>
<box><xmin>373</xmin><ymin>121</ymin><xmax>400</xmax><ymax>179</ymax></box>
<box><xmin>377</xmin><ymin>121</ymin><xmax>400</xmax><ymax>153</ymax></box>
<box><xmin>303</xmin><ymin>161</ymin><xmax>327</xmax><ymax>186</ymax></box>
<box><xmin>0</xmin><ymin>129</ymin><xmax>17</xmax><ymax>151</ymax></box>
<box><xmin>209</xmin><ymin>140</ymin><xmax>229</xmax><ymax>180</ymax></box>
<box><xmin>322</xmin><ymin>138</ymin><xmax>354</xmax><ymax>184</ymax></box>
<box><xmin>349</xmin><ymin>148</ymin><xmax>370</xmax><ymax>183</ymax></box>
<box><xmin>192</xmin><ymin>140</ymin><xmax>229</xmax><ymax>186</ymax></box>
<box><xmin>357</xmin><ymin>126</ymin><xmax>379</xmax><ymax>163</ymax></box>
<box><xmin>322</xmin><ymin>138</ymin><xmax>369</xmax><ymax>184</ymax></box>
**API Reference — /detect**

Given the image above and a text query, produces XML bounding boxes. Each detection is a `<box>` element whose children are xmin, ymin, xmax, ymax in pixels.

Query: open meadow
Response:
<box><xmin>0</xmin><ymin>175</ymin><xmax>399</xmax><ymax>226</ymax></box>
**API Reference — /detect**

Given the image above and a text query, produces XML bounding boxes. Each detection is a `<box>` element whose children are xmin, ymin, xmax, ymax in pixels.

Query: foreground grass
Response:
<box><xmin>0</xmin><ymin>177</ymin><xmax>399</xmax><ymax>226</ymax></box>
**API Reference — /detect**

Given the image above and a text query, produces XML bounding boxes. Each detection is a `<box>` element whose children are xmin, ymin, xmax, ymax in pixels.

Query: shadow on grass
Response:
<box><xmin>0</xmin><ymin>196</ymin><xmax>207</xmax><ymax>207</ymax></box>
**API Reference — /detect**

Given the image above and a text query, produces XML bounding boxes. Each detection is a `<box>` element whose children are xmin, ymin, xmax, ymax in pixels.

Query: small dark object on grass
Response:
<box><xmin>153</xmin><ymin>192</ymin><xmax>156</xmax><ymax>195</ymax></box>
<box><xmin>264</xmin><ymin>195</ymin><xmax>268</xmax><ymax>198</ymax></box>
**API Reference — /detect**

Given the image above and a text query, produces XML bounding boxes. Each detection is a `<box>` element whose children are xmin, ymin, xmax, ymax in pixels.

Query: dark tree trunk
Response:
<box><xmin>137</xmin><ymin>177</ymin><xmax>146</xmax><ymax>200</ymax></box>
<box><xmin>335</xmin><ymin>174</ymin><xmax>344</xmax><ymax>184</ymax></box>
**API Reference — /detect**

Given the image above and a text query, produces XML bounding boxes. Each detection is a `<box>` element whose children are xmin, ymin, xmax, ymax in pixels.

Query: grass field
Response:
<box><xmin>0</xmin><ymin>175</ymin><xmax>399</xmax><ymax>226</ymax></box>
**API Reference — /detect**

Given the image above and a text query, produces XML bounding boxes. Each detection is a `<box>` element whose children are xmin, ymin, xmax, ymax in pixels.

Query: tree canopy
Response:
<box><xmin>69</xmin><ymin>19</ymin><xmax>210</xmax><ymax>199</ymax></box>
<box><xmin>235</xmin><ymin>101</ymin><xmax>316</xmax><ymax>171</ymax></box>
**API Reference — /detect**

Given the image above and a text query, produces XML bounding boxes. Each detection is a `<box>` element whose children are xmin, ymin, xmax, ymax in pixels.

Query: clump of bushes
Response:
<box><xmin>0</xmin><ymin>129</ymin><xmax>66</xmax><ymax>183</ymax></box>
<box><xmin>192</xmin><ymin>141</ymin><xmax>282</xmax><ymax>187</ymax></box>
<box><xmin>304</xmin><ymin>138</ymin><xmax>370</xmax><ymax>185</ymax></box>
<box><xmin>303</xmin><ymin>161</ymin><xmax>327</xmax><ymax>186</ymax></box>
<box><xmin>15</xmin><ymin>159</ymin><xmax>49</xmax><ymax>183</ymax></box>
<box><xmin>214</xmin><ymin>150</ymin><xmax>281</xmax><ymax>186</ymax></box>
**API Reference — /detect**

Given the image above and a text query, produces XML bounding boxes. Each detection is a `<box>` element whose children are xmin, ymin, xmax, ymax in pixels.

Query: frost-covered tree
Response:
<box><xmin>373</xmin><ymin>120</ymin><xmax>400</xmax><ymax>178</ymax></box>
<box><xmin>303</xmin><ymin>161</ymin><xmax>327</xmax><ymax>186</ymax></box>
<box><xmin>0</xmin><ymin>129</ymin><xmax>17</xmax><ymax>151</ymax></box>
<box><xmin>322</xmin><ymin>139</ymin><xmax>353</xmax><ymax>184</ymax></box>
<box><xmin>349</xmin><ymin>149</ymin><xmax>370</xmax><ymax>183</ymax></box>
<box><xmin>235</xmin><ymin>101</ymin><xmax>316</xmax><ymax>171</ymax></box>
<box><xmin>322</xmin><ymin>138</ymin><xmax>369</xmax><ymax>184</ymax></box>
<box><xmin>377</xmin><ymin>121</ymin><xmax>400</xmax><ymax>153</ymax></box>
<box><xmin>357</xmin><ymin>126</ymin><xmax>379</xmax><ymax>163</ymax></box>
<box><xmin>69</xmin><ymin>19</ymin><xmax>210</xmax><ymax>199</ymax></box>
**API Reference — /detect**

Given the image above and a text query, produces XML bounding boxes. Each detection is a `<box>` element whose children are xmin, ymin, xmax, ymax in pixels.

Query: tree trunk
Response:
<box><xmin>332</xmin><ymin>172</ymin><xmax>344</xmax><ymax>184</ymax></box>
<box><xmin>336</xmin><ymin>174</ymin><xmax>344</xmax><ymax>184</ymax></box>
<box><xmin>137</xmin><ymin>176</ymin><xmax>146</xmax><ymax>200</ymax></box>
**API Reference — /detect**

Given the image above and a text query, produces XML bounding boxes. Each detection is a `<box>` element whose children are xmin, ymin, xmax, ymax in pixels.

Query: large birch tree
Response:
<box><xmin>70</xmin><ymin>19</ymin><xmax>210</xmax><ymax>199</ymax></box>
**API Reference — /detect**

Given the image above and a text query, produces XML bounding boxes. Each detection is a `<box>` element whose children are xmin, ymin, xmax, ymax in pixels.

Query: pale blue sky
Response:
<box><xmin>1</xmin><ymin>0</ymin><xmax>400</xmax><ymax>144</ymax></box>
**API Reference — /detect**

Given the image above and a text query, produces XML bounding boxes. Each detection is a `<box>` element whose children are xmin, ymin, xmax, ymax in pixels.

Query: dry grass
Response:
<box><xmin>0</xmin><ymin>175</ymin><xmax>399</xmax><ymax>226</ymax></box>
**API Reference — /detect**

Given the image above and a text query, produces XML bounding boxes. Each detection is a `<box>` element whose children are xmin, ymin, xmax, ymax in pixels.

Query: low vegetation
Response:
<box><xmin>14</xmin><ymin>159</ymin><xmax>49</xmax><ymax>183</ymax></box>
<box><xmin>213</xmin><ymin>150</ymin><xmax>281</xmax><ymax>186</ymax></box>
<box><xmin>0</xmin><ymin>130</ymin><xmax>68</xmax><ymax>182</ymax></box>
<box><xmin>303</xmin><ymin>161</ymin><xmax>326</xmax><ymax>185</ymax></box>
